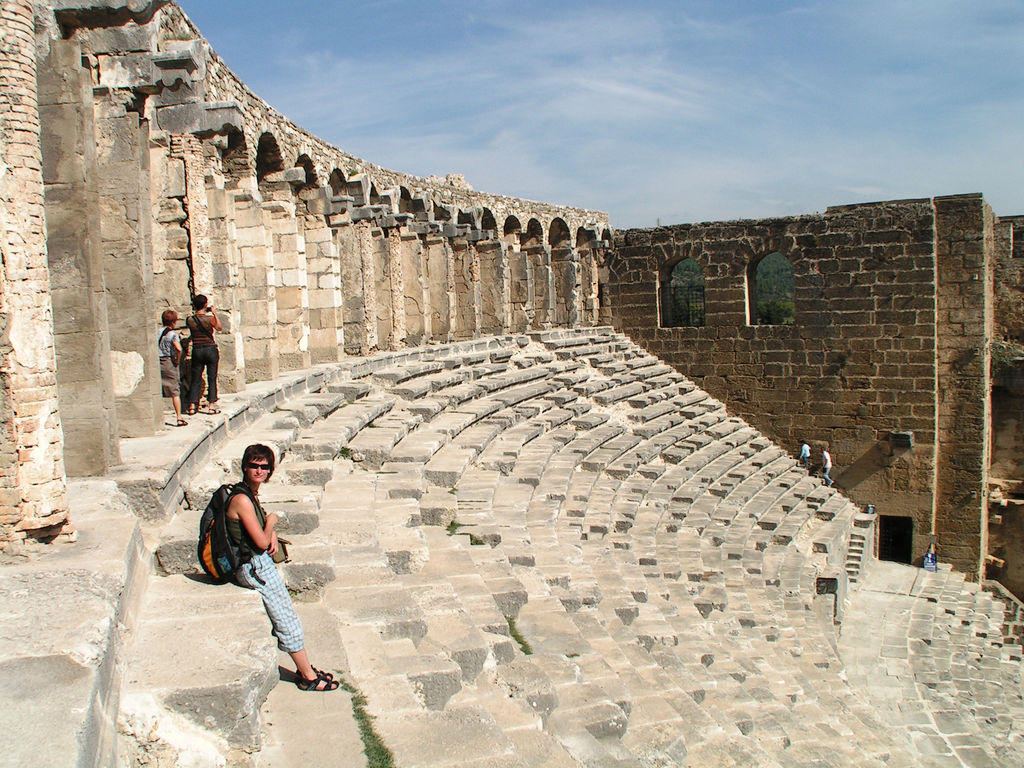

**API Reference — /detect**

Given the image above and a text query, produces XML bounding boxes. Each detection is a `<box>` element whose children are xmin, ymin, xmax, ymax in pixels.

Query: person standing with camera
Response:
<box><xmin>185</xmin><ymin>294</ymin><xmax>222</xmax><ymax>415</ymax></box>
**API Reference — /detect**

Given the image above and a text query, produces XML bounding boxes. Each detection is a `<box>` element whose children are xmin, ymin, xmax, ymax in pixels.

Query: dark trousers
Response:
<box><xmin>188</xmin><ymin>345</ymin><xmax>219</xmax><ymax>408</ymax></box>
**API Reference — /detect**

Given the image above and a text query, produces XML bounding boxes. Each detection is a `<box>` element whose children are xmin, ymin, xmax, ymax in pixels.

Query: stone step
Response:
<box><xmin>253</xmin><ymin>603</ymin><xmax>365</xmax><ymax>768</ymax></box>
<box><xmin>120</xmin><ymin>575</ymin><xmax>279</xmax><ymax>755</ymax></box>
<box><xmin>98</xmin><ymin>332</ymin><xmax>1024</xmax><ymax>766</ymax></box>
<box><xmin>1</xmin><ymin>480</ymin><xmax>149</xmax><ymax>768</ymax></box>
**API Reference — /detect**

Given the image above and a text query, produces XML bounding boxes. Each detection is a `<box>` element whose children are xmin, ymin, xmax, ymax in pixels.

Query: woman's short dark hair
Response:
<box><xmin>161</xmin><ymin>309</ymin><xmax>178</xmax><ymax>326</ymax></box>
<box><xmin>192</xmin><ymin>294</ymin><xmax>208</xmax><ymax>311</ymax></box>
<box><xmin>241</xmin><ymin>444</ymin><xmax>275</xmax><ymax>479</ymax></box>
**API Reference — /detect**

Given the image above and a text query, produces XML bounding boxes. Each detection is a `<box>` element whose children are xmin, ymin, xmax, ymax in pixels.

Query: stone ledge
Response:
<box><xmin>0</xmin><ymin>479</ymin><xmax>147</xmax><ymax>768</ymax></box>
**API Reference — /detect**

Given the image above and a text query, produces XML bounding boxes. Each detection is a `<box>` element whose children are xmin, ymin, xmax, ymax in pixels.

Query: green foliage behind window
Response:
<box><xmin>754</xmin><ymin>253</ymin><xmax>794</xmax><ymax>324</ymax></box>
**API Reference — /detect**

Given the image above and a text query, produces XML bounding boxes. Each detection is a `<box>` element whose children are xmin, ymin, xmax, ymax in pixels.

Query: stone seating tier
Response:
<box><xmin>28</xmin><ymin>329</ymin><xmax>1023</xmax><ymax>767</ymax></box>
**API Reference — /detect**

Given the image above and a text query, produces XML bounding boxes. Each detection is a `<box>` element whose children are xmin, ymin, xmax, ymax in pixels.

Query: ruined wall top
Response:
<box><xmin>40</xmin><ymin>0</ymin><xmax>611</xmax><ymax>243</ymax></box>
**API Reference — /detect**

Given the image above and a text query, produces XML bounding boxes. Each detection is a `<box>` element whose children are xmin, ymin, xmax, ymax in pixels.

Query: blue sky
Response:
<box><xmin>176</xmin><ymin>0</ymin><xmax>1024</xmax><ymax>228</ymax></box>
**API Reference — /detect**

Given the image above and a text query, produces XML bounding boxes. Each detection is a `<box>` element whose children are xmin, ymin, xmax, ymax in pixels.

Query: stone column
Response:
<box><xmin>400</xmin><ymin>228</ymin><xmax>428</xmax><ymax>346</ymax></box>
<box><xmin>358</xmin><ymin>221</ymin><xmax>380</xmax><ymax>352</ymax></box>
<box><xmin>95</xmin><ymin>93</ymin><xmax>160</xmax><ymax>436</ymax></box>
<box><xmin>205</xmin><ymin>184</ymin><xmax>245</xmax><ymax>392</ymax></box>
<box><xmin>509</xmin><ymin>246</ymin><xmax>533</xmax><ymax>332</ymax></box>
<box><xmin>933</xmin><ymin>194</ymin><xmax>994</xmax><ymax>580</ymax></box>
<box><xmin>336</xmin><ymin>220</ymin><xmax>367</xmax><ymax>355</ymax></box>
<box><xmin>580</xmin><ymin>248</ymin><xmax>599</xmax><ymax>326</ymax></box>
<box><xmin>266</xmin><ymin>198</ymin><xmax>309</xmax><ymax>372</ymax></box>
<box><xmin>0</xmin><ymin>0</ymin><xmax>69</xmax><ymax>544</ymax></box>
<box><xmin>232</xmin><ymin>188</ymin><xmax>278</xmax><ymax>382</ymax></box>
<box><xmin>526</xmin><ymin>245</ymin><xmax>554</xmax><ymax>328</ymax></box>
<box><xmin>303</xmin><ymin>206</ymin><xmax>344</xmax><ymax>364</ymax></box>
<box><xmin>37</xmin><ymin>39</ymin><xmax>120</xmax><ymax>476</ymax></box>
<box><xmin>177</xmin><ymin>134</ymin><xmax>213</xmax><ymax>293</ymax></box>
<box><xmin>478</xmin><ymin>239</ymin><xmax>510</xmax><ymax>336</ymax></box>
<box><xmin>453</xmin><ymin>238</ymin><xmax>480</xmax><ymax>340</ymax></box>
<box><xmin>150</xmin><ymin>137</ymin><xmax>191</xmax><ymax>318</ymax></box>
<box><xmin>385</xmin><ymin>227</ymin><xmax>405</xmax><ymax>349</ymax></box>
<box><xmin>424</xmin><ymin>233</ymin><xmax>454</xmax><ymax>342</ymax></box>
<box><xmin>551</xmin><ymin>245</ymin><xmax>581</xmax><ymax>328</ymax></box>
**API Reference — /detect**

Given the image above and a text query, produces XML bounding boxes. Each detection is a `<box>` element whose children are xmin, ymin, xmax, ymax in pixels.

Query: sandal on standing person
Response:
<box><xmin>185</xmin><ymin>294</ymin><xmax>222</xmax><ymax>415</ymax></box>
<box><xmin>158</xmin><ymin>309</ymin><xmax>187</xmax><ymax>426</ymax></box>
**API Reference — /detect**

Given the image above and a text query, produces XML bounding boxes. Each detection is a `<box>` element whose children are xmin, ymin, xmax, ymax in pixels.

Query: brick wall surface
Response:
<box><xmin>932</xmin><ymin>195</ymin><xmax>992</xmax><ymax>578</ymax></box>
<box><xmin>605</xmin><ymin>196</ymin><xmax>995</xmax><ymax>576</ymax></box>
<box><xmin>0</xmin><ymin>0</ymin><xmax>69</xmax><ymax>545</ymax></box>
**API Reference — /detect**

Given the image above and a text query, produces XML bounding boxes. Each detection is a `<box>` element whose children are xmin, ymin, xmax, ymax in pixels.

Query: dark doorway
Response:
<box><xmin>878</xmin><ymin>515</ymin><xmax>913</xmax><ymax>564</ymax></box>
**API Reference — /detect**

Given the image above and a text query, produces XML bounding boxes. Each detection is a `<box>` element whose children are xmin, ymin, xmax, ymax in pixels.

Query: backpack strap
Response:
<box><xmin>227</xmin><ymin>482</ymin><xmax>266</xmax><ymax>554</ymax></box>
<box><xmin>189</xmin><ymin>313</ymin><xmax>215</xmax><ymax>341</ymax></box>
<box><xmin>159</xmin><ymin>327</ymin><xmax>171</xmax><ymax>343</ymax></box>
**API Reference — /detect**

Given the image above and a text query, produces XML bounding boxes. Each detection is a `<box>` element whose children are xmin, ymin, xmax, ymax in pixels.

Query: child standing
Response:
<box><xmin>158</xmin><ymin>309</ymin><xmax>186</xmax><ymax>426</ymax></box>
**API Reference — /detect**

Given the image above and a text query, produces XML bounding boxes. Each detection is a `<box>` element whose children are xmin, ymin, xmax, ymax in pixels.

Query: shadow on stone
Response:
<box><xmin>283</xmin><ymin>563</ymin><xmax>336</xmax><ymax>602</ymax></box>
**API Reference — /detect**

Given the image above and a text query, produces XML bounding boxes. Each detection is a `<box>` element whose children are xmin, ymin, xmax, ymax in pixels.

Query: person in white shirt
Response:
<box><xmin>821</xmin><ymin>446</ymin><xmax>833</xmax><ymax>487</ymax></box>
<box><xmin>799</xmin><ymin>441</ymin><xmax>810</xmax><ymax>469</ymax></box>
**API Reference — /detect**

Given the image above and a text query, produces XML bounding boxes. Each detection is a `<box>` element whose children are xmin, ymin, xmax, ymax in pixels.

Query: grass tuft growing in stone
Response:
<box><xmin>506</xmin><ymin>615</ymin><xmax>533</xmax><ymax>655</ymax></box>
<box><xmin>445</xmin><ymin>520</ymin><xmax>484</xmax><ymax>545</ymax></box>
<box><xmin>338</xmin><ymin>676</ymin><xmax>394</xmax><ymax>768</ymax></box>
<box><xmin>339</xmin><ymin>446</ymin><xmax>352</xmax><ymax>459</ymax></box>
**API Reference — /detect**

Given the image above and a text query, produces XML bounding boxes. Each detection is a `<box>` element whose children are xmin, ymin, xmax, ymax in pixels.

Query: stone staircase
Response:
<box><xmin>840</xmin><ymin>562</ymin><xmax>1024</xmax><ymax>767</ymax></box>
<box><xmin>13</xmin><ymin>328</ymin><xmax>1024</xmax><ymax>767</ymax></box>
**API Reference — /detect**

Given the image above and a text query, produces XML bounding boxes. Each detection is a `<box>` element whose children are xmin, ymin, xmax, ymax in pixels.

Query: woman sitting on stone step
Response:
<box><xmin>227</xmin><ymin>443</ymin><xmax>338</xmax><ymax>692</ymax></box>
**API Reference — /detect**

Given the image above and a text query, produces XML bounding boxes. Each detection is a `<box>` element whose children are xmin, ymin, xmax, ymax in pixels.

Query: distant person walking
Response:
<box><xmin>228</xmin><ymin>443</ymin><xmax>338</xmax><ymax>691</ymax></box>
<box><xmin>186</xmin><ymin>294</ymin><xmax>221</xmax><ymax>415</ymax></box>
<box><xmin>158</xmin><ymin>309</ymin><xmax>186</xmax><ymax>427</ymax></box>
<box><xmin>821</xmin><ymin>445</ymin><xmax>834</xmax><ymax>487</ymax></box>
<box><xmin>799</xmin><ymin>440</ymin><xmax>810</xmax><ymax>469</ymax></box>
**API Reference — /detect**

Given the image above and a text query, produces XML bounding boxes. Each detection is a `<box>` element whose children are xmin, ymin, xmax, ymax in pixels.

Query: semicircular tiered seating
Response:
<box><xmin>117</xmin><ymin>329</ymin><xmax>1024</xmax><ymax>767</ymax></box>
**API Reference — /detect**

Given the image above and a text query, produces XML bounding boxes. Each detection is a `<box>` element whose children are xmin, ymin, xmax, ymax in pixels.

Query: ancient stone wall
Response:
<box><xmin>932</xmin><ymin>195</ymin><xmax>994</xmax><ymax>578</ymax></box>
<box><xmin>605</xmin><ymin>196</ymin><xmax>1002</xmax><ymax>578</ymax></box>
<box><xmin>990</xmin><ymin>216</ymin><xmax>1024</xmax><ymax>485</ymax></box>
<box><xmin>22</xmin><ymin>0</ymin><xmax>610</xmax><ymax>481</ymax></box>
<box><xmin>0</xmin><ymin>0</ymin><xmax>69</xmax><ymax>545</ymax></box>
<box><xmin>38</xmin><ymin>37</ymin><xmax>121</xmax><ymax>475</ymax></box>
<box><xmin>988</xmin><ymin>216</ymin><xmax>1024</xmax><ymax>594</ymax></box>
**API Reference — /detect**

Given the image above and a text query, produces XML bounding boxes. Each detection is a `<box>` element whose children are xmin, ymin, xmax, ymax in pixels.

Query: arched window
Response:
<box><xmin>328</xmin><ymin>169</ymin><xmax>346</xmax><ymax>196</ymax></box>
<box><xmin>548</xmin><ymin>218</ymin><xmax>570</xmax><ymax>248</ymax></box>
<box><xmin>481</xmin><ymin>208</ymin><xmax>496</xmax><ymax>234</ymax></box>
<box><xmin>503</xmin><ymin>216</ymin><xmax>521</xmax><ymax>249</ymax></box>
<box><xmin>749</xmin><ymin>252</ymin><xmax>795</xmax><ymax>325</ymax></box>
<box><xmin>221</xmin><ymin>129</ymin><xmax>249</xmax><ymax>186</ymax></box>
<box><xmin>255</xmin><ymin>132</ymin><xmax>284</xmax><ymax>184</ymax></box>
<box><xmin>294</xmin><ymin>154</ymin><xmax>318</xmax><ymax>189</ymax></box>
<box><xmin>524</xmin><ymin>218</ymin><xmax>543</xmax><ymax>248</ymax></box>
<box><xmin>399</xmin><ymin>186</ymin><xmax>415</xmax><ymax>214</ymax></box>
<box><xmin>661</xmin><ymin>258</ymin><xmax>705</xmax><ymax>327</ymax></box>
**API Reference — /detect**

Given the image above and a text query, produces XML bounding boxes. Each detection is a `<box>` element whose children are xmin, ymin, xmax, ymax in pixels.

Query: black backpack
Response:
<box><xmin>197</xmin><ymin>483</ymin><xmax>257</xmax><ymax>582</ymax></box>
